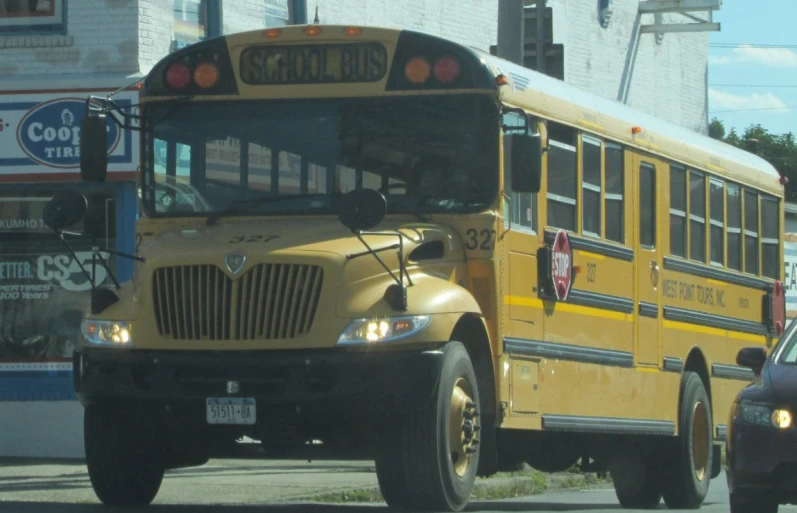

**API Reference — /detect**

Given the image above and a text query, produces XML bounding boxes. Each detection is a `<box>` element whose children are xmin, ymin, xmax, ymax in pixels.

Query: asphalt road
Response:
<box><xmin>2</xmin><ymin>458</ymin><xmax>797</xmax><ymax>512</ymax></box>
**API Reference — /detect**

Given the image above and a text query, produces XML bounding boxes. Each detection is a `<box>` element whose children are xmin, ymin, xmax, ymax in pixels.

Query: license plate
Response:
<box><xmin>206</xmin><ymin>397</ymin><xmax>256</xmax><ymax>425</ymax></box>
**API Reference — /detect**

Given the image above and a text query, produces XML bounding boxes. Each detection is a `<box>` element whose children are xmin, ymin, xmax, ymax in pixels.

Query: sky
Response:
<box><xmin>707</xmin><ymin>0</ymin><xmax>797</xmax><ymax>137</ymax></box>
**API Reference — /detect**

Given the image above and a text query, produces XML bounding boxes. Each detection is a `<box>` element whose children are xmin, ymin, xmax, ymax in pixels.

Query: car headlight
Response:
<box><xmin>337</xmin><ymin>315</ymin><xmax>431</xmax><ymax>346</ymax></box>
<box><xmin>80</xmin><ymin>320</ymin><xmax>133</xmax><ymax>347</ymax></box>
<box><xmin>737</xmin><ymin>403</ymin><xmax>792</xmax><ymax>429</ymax></box>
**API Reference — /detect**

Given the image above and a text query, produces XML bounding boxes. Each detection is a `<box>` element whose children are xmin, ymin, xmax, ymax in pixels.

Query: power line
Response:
<box><xmin>710</xmin><ymin>84</ymin><xmax>797</xmax><ymax>88</ymax></box>
<box><xmin>710</xmin><ymin>43</ymin><xmax>797</xmax><ymax>49</ymax></box>
<box><xmin>709</xmin><ymin>105</ymin><xmax>797</xmax><ymax>114</ymax></box>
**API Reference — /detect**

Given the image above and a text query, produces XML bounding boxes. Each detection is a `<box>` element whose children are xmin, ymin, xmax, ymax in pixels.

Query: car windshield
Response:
<box><xmin>775</xmin><ymin>317</ymin><xmax>797</xmax><ymax>364</ymax></box>
<box><xmin>141</xmin><ymin>95</ymin><xmax>499</xmax><ymax>219</ymax></box>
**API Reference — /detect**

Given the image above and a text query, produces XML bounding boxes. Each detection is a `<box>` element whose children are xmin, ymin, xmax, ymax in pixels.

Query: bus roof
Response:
<box><xmin>471</xmin><ymin>46</ymin><xmax>783</xmax><ymax>196</ymax></box>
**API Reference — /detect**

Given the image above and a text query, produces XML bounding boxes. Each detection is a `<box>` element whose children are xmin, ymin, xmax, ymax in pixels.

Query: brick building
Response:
<box><xmin>514</xmin><ymin>0</ymin><xmax>714</xmax><ymax>135</ymax></box>
<box><xmin>0</xmin><ymin>0</ymin><xmax>714</xmax><ymax>458</ymax></box>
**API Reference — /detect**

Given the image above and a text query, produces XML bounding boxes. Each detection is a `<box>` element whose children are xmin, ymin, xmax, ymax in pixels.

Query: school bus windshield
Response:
<box><xmin>143</xmin><ymin>94</ymin><xmax>499</xmax><ymax>219</ymax></box>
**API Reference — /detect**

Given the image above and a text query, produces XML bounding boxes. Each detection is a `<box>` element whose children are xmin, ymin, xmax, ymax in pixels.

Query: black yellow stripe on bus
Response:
<box><xmin>543</xmin><ymin>230</ymin><xmax>634</xmax><ymax>261</ymax></box>
<box><xmin>504</xmin><ymin>337</ymin><xmax>755</xmax><ymax>382</ymax></box>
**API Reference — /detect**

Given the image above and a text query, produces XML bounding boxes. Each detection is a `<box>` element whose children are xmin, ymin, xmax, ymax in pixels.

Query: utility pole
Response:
<box><xmin>535</xmin><ymin>0</ymin><xmax>546</xmax><ymax>74</ymax></box>
<box><xmin>497</xmin><ymin>0</ymin><xmax>524</xmax><ymax>65</ymax></box>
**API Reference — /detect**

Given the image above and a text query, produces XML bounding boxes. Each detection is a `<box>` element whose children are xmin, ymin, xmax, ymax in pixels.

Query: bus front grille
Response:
<box><xmin>152</xmin><ymin>264</ymin><xmax>324</xmax><ymax>341</ymax></box>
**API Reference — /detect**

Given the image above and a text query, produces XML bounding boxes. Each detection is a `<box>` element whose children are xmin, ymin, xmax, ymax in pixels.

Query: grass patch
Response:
<box><xmin>307</xmin><ymin>469</ymin><xmax>610</xmax><ymax>504</ymax></box>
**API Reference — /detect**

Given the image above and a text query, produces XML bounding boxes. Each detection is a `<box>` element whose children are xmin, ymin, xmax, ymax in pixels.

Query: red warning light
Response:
<box><xmin>166</xmin><ymin>61</ymin><xmax>191</xmax><ymax>91</ymax></box>
<box><xmin>434</xmin><ymin>56</ymin><xmax>460</xmax><ymax>84</ymax></box>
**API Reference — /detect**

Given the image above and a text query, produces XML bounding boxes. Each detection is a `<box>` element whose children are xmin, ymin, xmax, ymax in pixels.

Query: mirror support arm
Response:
<box><xmin>347</xmin><ymin>229</ymin><xmax>415</xmax><ymax>312</ymax></box>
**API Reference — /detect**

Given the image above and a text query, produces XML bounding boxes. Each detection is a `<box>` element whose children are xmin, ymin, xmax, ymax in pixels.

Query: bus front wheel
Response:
<box><xmin>84</xmin><ymin>403</ymin><xmax>165</xmax><ymax>506</ymax></box>
<box><xmin>660</xmin><ymin>371</ymin><xmax>713</xmax><ymax>509</ymax></box>
<box><xmin>375</xmin><ymin>341</ymin><xmax>481</xmax><ymax>512</ymax></box>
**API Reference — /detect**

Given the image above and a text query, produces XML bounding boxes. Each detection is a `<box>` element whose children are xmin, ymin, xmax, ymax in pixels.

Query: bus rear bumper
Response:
<box><xmin>72</xmin><ymin>346</ymin><xmax>446</xmax><ymax>417</ymax></box>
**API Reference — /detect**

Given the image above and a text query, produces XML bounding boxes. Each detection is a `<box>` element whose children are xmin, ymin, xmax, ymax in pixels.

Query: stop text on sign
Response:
<box><xmin>240</xmin><ymin>42</ymin><xmax>389</xmax><ymax>85</ymax></box>
<box><xmin>552</xmin><ymin>251</ymin><xmax>570</xmax><ymax>279</ymax></box>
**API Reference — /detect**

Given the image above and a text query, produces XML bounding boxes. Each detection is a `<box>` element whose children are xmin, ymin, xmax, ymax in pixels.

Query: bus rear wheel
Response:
<box><xmin>84</xmin><ymin>403</ymin><xmax>165</xmax><ymax>506</ymax></box>
<box><xmin>374</xmin><ymin>341</ymin><xmax>480</xmax><ymax>512</ymax></box>
<box><xmin>660</xmin><ymin>371</ymin><xmax>713</xmax><ymax>509</ymax></box>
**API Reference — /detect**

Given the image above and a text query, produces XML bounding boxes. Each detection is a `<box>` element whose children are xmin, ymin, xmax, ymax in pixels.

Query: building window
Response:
<box><xmin>0</xmin><ymin>0</ymin><xmax>66</xmax><ymax>34</ymax></box>
<box><xmin>0</xmin><ymin>187</ymin><xmax>117</xmax><ymax>361</ymax></box>
<box><xmin>173</xmin><ymin>0</ymin><xmax>222</xmax><ymax>49</ymax></box>
<box><xmin>265</xmin><ymin>0</ymin><xmax>306</xmax><ymax>27</ymax></box>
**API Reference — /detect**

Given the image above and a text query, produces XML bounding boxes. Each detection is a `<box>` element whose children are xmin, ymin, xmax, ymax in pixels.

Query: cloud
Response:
<box><xmin>710</xmin><ymin>46</ymin><xmax>797</xmax><ymax>68</ymax></box>
<box><xmin>709</xmin><ymin>89</ymin><xmax>791</xmax><ymax>113</ymax></box>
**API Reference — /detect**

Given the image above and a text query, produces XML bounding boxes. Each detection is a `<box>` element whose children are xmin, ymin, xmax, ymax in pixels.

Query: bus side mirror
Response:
<box><xmin>80</xmin><ymin>114</ymin><xmax>109</xmax><ymax>183</ymax></box>
<box><xmin>506</xmin><ymin>132</ymin><xmax>542</xmax><ymax>194</ymax></box>
<box><xmin>736</xmin><ymin>346</ymin><xmax>768</xmax><ymax>376</ymax></box>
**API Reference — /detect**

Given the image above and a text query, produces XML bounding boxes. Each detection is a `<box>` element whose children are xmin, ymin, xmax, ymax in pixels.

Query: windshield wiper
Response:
<box><xmin>205</xmin><ymin>194</ymin><xmax>329</xmax><ymax>226</ymax></box>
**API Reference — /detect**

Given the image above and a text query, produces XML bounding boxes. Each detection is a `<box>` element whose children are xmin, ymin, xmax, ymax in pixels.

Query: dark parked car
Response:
<box><xmin>726</xmin><ymin>317</ymin><xmax>797</xmax><ymax>513</ymax></box>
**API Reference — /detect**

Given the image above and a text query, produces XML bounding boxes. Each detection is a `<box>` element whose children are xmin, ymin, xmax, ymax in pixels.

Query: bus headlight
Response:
<box><xmin>337</xmin><ymin>315</ymin><xmax>431</xmax><ymax>345</ymax></box>
<box><xmin>737</xmin><ymin>403</ymin><xmax>792</xmax><ymax>429</ymax></box>
<box><xmin>81</xmin><ymin>320</ymin><xmax>133</xmax><ymax>347</ymax></box>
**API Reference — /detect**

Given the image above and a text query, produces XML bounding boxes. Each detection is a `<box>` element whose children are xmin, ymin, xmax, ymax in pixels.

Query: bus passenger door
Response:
<box><xmin>634</xmin><ymin>157</ymin><xmax>661</xmax><ymax>367</ymax></box>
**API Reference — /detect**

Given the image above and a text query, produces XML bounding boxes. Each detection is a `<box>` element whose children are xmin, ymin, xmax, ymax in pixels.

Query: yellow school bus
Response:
<box><xmin>48</xmin><ymin>24</ymin><xmax>786</xmax><ymax>511</ymax></box>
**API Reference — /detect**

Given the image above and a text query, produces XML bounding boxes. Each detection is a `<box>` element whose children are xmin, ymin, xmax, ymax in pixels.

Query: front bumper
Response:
<box><xmin>73</xmin><ymin>346</ymin><xmax>446</xmax><ymax>417</ymax></box>
<box><xmin>727</xmin><ymin>419</ymin><xmax>797</xmax><ymax>502</ymax></box>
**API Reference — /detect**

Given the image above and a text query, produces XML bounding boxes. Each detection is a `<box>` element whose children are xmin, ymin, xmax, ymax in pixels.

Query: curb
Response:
<box><xmin>297</xmin><ymin>469</ymin><xmax>613</xmax><ymax>503</ymax></box>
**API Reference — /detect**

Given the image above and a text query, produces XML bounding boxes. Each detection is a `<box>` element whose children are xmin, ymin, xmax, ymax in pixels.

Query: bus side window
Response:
<box><xmin>726</xmin><ymin>183</ymin><xmax>742</xmax><ymax>271</ymax></box>
<box><xmin>761</xmin><ymin>194</ymin><xmax>780</xmax><ymax>279</ymax></box>
<box><xmin>744</xmin><ymin>188</ymin><xmax>759</xmax><ymax>275</ymax></box>
<box><xmin>709</xmin><ymin>178</ymin><xmax>725</xmax><ymax>266</ymax></box>
<box><xmin>546</xmin><ymin>123</ymin><xmax>577</xmax><ymax>232</ymax></box>
<box><xmin>581</xmin><ymin>135</ymin><xmax>602</xmax><ymax>238</ymax></box>
<box><xmin>669</xmin><ymin>165</ymin><xmax>687</xmax><ymax>258</ymax></box>
<box><xmin>639</xmin><ymin>163</ymin><xmax>656</xmax><ymax>248</ymax></box>
<box><xmin>689</xmin><ymin>170</ymin><xmax>706</xmax><ymax>263</ymax></box>
<box><xmin>604</xmin><ymin>144</ymin><xmax>625</xmax><ymax>244</ymax></box>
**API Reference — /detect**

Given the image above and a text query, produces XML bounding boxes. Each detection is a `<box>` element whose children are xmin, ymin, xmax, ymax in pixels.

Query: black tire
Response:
<box><xmin>84</xmin><ymin>403</ymin><xmax>165</xmax><ymax>506</ymax></box>
<box><xmin>375</xmin><ymin>341</ymin><xmax>480</xmax><ymax>512</ymax></box>
<box><xmin>660</xmin><ymin>371</ymin><xmax>713</xmax><ymax>509</ymax></box>
<box><xmin>609</xmin><ymin>439</ymin><xmax>662</xmax><ymax>509</ymax></box>
<box><xmin>375</xmin><ymin>436</ymin><xmax>416</xmax><ymax>510</ymax></box>
<box><xmin>730</xmin><ymin>491</ymin><xmax>778</xmax><ymax>513</ymax></box>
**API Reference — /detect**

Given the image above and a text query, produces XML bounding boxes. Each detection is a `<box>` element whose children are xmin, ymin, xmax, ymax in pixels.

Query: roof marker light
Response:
<box><xmin>632</xmin><ymin>126</ymin><xmax>643</xmax><ymax>134</ymax></box>
<box><xmin>264</xmin><ymin>28</ymin><xmax>282</xmax><ymax>38</ymax></box>
<box><xmin>343</xmin><ymin>26</ymin><xmax>362</xmax><ymax>36</ymax></box>
<box><xmin>304</xmin><ymin>26</ymin><xmax>322</xmax><ymax>36</ymax></box>
<box><xmin>496</xmin><ymin>74</ymin><xmax>509</xmax><ymax>86</ymax></box>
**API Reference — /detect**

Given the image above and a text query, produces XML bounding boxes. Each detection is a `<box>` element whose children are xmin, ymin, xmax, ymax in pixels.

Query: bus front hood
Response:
<box><xmin>134</xmin><ymin>217</ymin><xmax>464</xmax><ymax>264</ymax></box>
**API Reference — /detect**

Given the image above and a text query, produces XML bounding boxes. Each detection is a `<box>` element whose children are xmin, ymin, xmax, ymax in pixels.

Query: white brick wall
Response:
<box><xmin>0</xmin><ymin>0</ymin><xmax>139</xmax><ymax>78</ymax></box>
<box><xmin>311</xmin><ymin>0</ymin><xmax>497</xmax><ymax>53</ymax></box>
<box><xmin>545</xmin><ymin>0</ymin><xmax>708</xmax><ymax>134</ymax></box>
<box><xmin>0</xmin><ymin>0</ymin><xmax>708</xmax><ymax>136</ymax></box>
